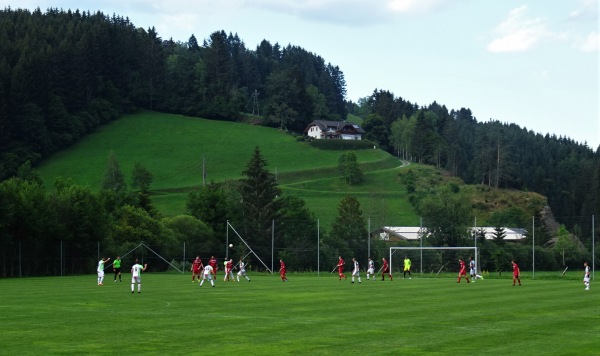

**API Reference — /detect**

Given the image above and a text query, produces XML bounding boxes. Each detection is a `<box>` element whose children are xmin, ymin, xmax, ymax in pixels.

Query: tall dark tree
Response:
<box><xmin>186</xmin><ymin>181</ymin><xmax>230</xmax><ymax>239</ymax></box>
<box><xmin>418</xmin><ymin>183</ymin><xmax>473</xmax><ymax>246</ymax></box>
<box><xmin>338</xmin><ymin>151</ymin><xmax>363</xmax><ymax>185</ymax></box>
<box><xmin>327</xmin><ymin>195</ymin><xmax>368</xmax><ymax>264</ymax></box>
<box><xmin>276</xmin><ymin>195</ymin><xmax>318</xmax><ymax>270</ymax></box>
<box><xmin>101</xmin><ymin>151</ymin><xmax>126</xmax><ymax>194</ymax></box>
<box><xmin>239</xmin><ymin>146</ymin><xmax>281</xmax><ymax>261</ymax></box>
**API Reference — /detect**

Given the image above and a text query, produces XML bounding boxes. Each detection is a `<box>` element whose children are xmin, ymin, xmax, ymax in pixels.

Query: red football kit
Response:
<box><xmin>279</xmin><ymin>260</ymin><xmax>288</xmax><ymax>282</ymax></box>
<box><xmin>457</xmin><ymin>259</ymin><xmax>470</xmax><ymax>283</ymax></box>
<box><xmin>337</xmin><ymin>258</ymin><xmax>347</xmax><ymax>280</ymax></box>
<box><xmin>381</xmin><ymin>258</ymin><xmax>392</xmax><ymax>281</ymax></box>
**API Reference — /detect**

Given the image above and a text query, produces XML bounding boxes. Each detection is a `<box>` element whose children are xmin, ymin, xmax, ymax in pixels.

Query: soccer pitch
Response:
<box><xmin>1</xmin><ymin>273</ymin><xmax>597</xmax><ymax>355</ymax></box>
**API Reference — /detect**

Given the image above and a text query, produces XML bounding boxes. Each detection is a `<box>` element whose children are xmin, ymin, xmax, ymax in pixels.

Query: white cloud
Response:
<box><xmin>387</xmin><ymin>0</ymin><xmax>446</xmax><ymax>14</ymax></box>
<box><xmin>574</xmin><ymin>31</ymin><xmax>600</xmax><ymax>52</ymax></box>
<box><xmin>487</xmin><ymin>5</ymin><xmax>550</xmax><ymax>53</ymax></box>
<box><xmin>569</xmin><ymin>0</ymin><xmax>598</xmax><ymax>21</ymax></box>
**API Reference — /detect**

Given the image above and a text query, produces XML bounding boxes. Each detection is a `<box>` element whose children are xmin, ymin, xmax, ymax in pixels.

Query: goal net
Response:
<box><xmin>389</xmin><ymin>247</ymin><xmax>479</xmax><ymax>277</ymax></box>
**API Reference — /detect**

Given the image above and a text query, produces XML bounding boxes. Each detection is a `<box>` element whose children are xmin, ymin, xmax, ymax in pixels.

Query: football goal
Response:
<box><xmin>389</xmin><ymin>247</ymin><xmax>479</xmax><ymax>276</ymax></box>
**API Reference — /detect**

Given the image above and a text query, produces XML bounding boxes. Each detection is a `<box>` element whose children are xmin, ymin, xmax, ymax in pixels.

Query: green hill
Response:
<box><xmin>37</xmin><ymin>111</ymin><xmax>417</xmax><ymax>228</ymax></box>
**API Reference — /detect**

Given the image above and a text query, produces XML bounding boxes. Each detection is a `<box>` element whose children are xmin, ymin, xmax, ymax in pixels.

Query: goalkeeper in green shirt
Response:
<box><xmin>403</xmin><ymin>256</ymin><xmax>411</xmax><ymax>279</ymax></box>
<box><xmin>113</xmin><ymin>256</ymin><xmax>122</xmax><ymax>282</ymax></box>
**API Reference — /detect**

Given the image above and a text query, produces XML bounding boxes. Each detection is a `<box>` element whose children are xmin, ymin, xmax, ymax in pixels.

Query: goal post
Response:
<box><xmin>389</xmin><ymin>246</ymin><xmax>479</xmax><ymax>276</ymax></box>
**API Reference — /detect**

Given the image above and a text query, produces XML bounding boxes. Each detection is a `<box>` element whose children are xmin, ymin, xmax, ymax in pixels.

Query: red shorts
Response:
<box><xmin>459</xmin><ymin>270</ymin><xmax>467</xmax><ymax>276</ymax></box>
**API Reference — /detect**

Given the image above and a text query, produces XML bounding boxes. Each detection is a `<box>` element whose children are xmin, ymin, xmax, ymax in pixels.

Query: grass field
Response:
<box><xmin>1</xmin><ymin>273</ymin><xmax>597</xmax><ymax>355</ymax></box>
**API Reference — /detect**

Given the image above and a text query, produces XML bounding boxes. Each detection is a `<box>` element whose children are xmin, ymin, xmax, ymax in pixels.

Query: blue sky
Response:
<box><xmin>3</xmin><ymin>0</ymin><xmax>599</xmax><ymax>148</ymax></box>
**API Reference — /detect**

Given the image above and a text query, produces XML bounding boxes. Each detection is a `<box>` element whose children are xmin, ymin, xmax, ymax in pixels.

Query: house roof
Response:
<box><xmin>305</xmin><ymin>120</ymin><xmax>365</xmax><ymax>134</ymax></box>
<box><xmin>379</xmin><ymin>226</ymin><xmax>527</xmax><ymax>241</ymax></box>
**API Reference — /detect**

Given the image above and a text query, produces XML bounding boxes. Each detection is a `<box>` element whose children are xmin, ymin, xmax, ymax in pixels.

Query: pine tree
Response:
<box><xmin>239</xmin><ymin>146</ymin><xmax>281</xmax><ymax>259</ymax></box>
<box><xmin>101</xmin><ymin>151</ymin><xmax>126</xmax><ymax>194</ymax></box>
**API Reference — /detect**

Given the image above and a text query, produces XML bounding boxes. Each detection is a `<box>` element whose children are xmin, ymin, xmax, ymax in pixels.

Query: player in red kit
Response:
<box><xmin>457</xmin><ymin>258</ymin><xmax>470</xmax><ymax>283</ymax></box>
<box><xmin>511</xmin><ymin>259</ymin><xmax>522</xmax><ymax>286</ymax></box>
<box><xmin>279</xmin><ymin>259</ymin><xmax>288</xmax><ymax>282</ymax></box>
<box><xmin>191</xmin><ymin>256</ymin><xmax>203</xmax><ymax>282</ymax></box>
<box><xmin>381</xmin><ymin>257</ymin><xmax>392</xmax><ymax>281</ymax></box>
<box><xmin>209</xmin><ymin>256</ymin><xmax>218</xmax><ymax>280</ymax></box>
<box><xmin>224</xmin><ymin>259</ymin><xmax>234</xmax><ymax>282</ymax></box>
<box><xmin>337</xmin><ymin>256</ymin><xmax>347</xmax><ymax>281</ymax></box>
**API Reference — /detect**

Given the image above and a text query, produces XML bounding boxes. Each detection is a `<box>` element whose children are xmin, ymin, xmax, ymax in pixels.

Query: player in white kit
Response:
<box><xmin>469</xmin><ymin>256</ymin><xmax>483</xmax><ymax>281</ymax></box>
<box><xmin>351</xmin><ymin>258</ymin><xmax>362</xmax><ymax>284</ymax></box>
<box><xmin>131</xmin><ymin>259</ymin><xmax>147</xmax><ymax>293</ymax></box>
<box><xmin>200</xmin><ymin>264</ymin><xmax>214</xmax><ymax>287</ymax></box>
<box><xmin>237</xmin><ymin>259</ymin><xmax>251</xmax><ymax>282</ymax></box>
<box><xmin>583</xmin><ymin>261</ymin><xmax>590</xmax><ymax>290</ymax></box>
<box><xmin>366</xmin><ymin>257</ymin><xmax>375</xmax><ymax>281</ymax></box>
<box><xmin>97</xmin><ymin>257</ymin><xmax>110</xmax><ymax>286</ymax></box>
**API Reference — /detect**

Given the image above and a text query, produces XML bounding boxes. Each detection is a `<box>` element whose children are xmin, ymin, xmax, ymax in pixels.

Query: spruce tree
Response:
<box><xmin>239</xmin><ymin>146</ymin><xmax>280</xmax><ymax>260</ymax></box>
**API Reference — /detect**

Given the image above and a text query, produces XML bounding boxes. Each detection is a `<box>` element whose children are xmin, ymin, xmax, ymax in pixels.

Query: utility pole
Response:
<box><xmin>202</xmin><ymin>156</ymin><xmax>206</xmax><ymax>186</ymax></box>
<box><xmin>252</xmin><ymin>89</ymin><xmax>259</xmax><ymax>116</ymax></box>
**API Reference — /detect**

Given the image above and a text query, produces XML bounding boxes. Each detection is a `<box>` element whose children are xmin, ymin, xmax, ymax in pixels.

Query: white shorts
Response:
<box><xmin>97</xmin><ymin>270</ymin><xmax>104</xmax><ymax>278</ymax></box>
<box><xmin>238</xmin><ymin>270</ymin><xmax>246</xmax><ymax>276</ymax></box>
<box><xmin>584</xmin><ymin>276</ymin><xmax>590</xmax><ymax>283</ymax></box>
<box><xmin>367</xmin><ymin>268</ymin><xmax>374</xmax><ymax>275</ymax></box>
<box><xmin>470</xmin><ymin>268</ymin><xmax>476</xmax><ymax>275</ymax></box>
<box><xmin>203</xmin><ymin>273</ymin><xmax>212</xmax><ymax>280</ymax></box>
<box><xmin>131</xmin><ymin>276</ymin><xmax>141</xmax><ymax>283</ymax></box>
<box><xmin>352</xmin><ymin>270</ymin><xmax>360</xmax><ymax>277</ymax></box>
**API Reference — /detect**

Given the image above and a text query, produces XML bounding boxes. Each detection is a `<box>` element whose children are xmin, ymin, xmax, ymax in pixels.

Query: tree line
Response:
<box><xmin>0</xmin><ymin>8</ymin><xmax>347</xmax><ymax>180</ymax></box>
<box><xmin>350</xmin><ymin>90</ymin><xmax>600</xmax><ymax>239</ymax></box>
<box><xmin>0</xmin><ymin>147</ymin><xmax>386</xmax><ymax>277</ymax></box>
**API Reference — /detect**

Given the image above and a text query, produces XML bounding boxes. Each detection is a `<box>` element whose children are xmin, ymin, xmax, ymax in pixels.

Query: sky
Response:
<box><xmin>3</xmin><ymin>0</ymin><xmax>599</xmax><ymax>148</ymax></box>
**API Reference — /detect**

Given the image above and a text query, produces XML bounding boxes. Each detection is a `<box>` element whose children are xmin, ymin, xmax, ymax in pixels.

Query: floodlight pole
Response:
<box><xmin>532</xmin><ymin>216</ymin><xmax>535</xmax><ymax>279</ymax></box>
<box><xmin>420</xmin><ymin>217</ymin><xmax>423</xmax><ymax>275</ymax></box>
<box><xmin>271</xmin><ymin>219</ymin><xmax>274</xmax><ymax>274</ymax></box>
<box><xmin>226</xmin><ymin>220</ymin><xmax>229</xmax><ymax>260</ymax></box>
<box><xmin>317</xmin><ymin>219</ymin><xmax>320</xmax><ymax>276</ymax></box>
<box><xmin>474</xmin><ymin>217</ymin><xmax>478</xmax><ymax>275</ymax></box>
<box><xmin>368</xmin><ymin>218</ymin><xmax>371</xmax><ymax>259</ymax></box>
<box><xmin>592</xmin><ymin>215</ymin><xmax>595</xmax><ymax>280</ymax></box>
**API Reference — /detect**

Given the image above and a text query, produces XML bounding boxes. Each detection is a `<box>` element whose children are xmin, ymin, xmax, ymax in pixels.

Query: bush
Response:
<box><xmin>308</xmin><ymin>139</ymin><xmax>376</xmax><ymax>150</ymax></box>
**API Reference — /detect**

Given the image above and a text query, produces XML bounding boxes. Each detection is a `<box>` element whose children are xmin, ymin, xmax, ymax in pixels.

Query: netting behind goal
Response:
<box><xmin>389</xmin><ymin>247</ymin><xmax>479</xmax><ymax>276</ymax></box>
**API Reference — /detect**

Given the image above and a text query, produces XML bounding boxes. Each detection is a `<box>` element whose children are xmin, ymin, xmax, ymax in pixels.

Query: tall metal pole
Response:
<box><xmin>532</xmin><ymin>216</ymin><xmax>535</xmax><ymax>279</ymax></box>
<box><xmin>474</xmin><ymin>217</ymin><xmax>477</xmax><ymax>274</ymax></box>
<box><xmin>202</xmin><ymin>156</ymin><xmax>206</xmax><ymax>187</ymax></box>
<box><xmin>368</xmin><ymin>218</ymin><xmax>371</xmax><ymax>258</ymax></box>
<box><xmin>271</xmin><ymin>219</ymin><xmax>275</xmax><ymax>274</ymax></box>
<box><xmin>317</xmin><ymin>219</ymin><xmax>320</xmax><ymax>276</ymax></box>
<box><xmin>420</xmin><ymin>217</ymin><xmax>423</xmax><ymax>275</ymax></box>
<box><xmin>226</xmin><ymin>221</ymin><xmax>229</xmax><ymax>259</ymax></box>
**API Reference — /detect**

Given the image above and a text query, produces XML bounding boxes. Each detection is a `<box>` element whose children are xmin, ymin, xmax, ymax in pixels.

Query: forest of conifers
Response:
<box><xmin>0</xmin><ymin>8</ymin><xmax>598</xmax><ymax>274</ymax></box>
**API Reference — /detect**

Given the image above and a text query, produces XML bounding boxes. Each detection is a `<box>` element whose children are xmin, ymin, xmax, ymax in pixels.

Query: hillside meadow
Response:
<box><xmin>36</xmin><ymin>111</ymin><xmax>418</xmax><ymax>228</ymax></box>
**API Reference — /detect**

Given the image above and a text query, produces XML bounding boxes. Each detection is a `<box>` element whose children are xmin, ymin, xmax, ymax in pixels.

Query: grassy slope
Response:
<box><xmin>1</xmin><ymin>274</ymin><xmax>597</xmax><ymax>354</ymax></box>
<box><xmin>36</xmin><ymin>111</ymin><xmax>418</xmax><ymax>228</ymax></box>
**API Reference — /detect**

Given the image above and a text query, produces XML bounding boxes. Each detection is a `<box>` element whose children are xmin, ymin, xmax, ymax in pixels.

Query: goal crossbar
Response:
<box><xmin>389</xmin><ymin>246</ymin><xmax>478</xmax><ymax>275</ymax></box>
